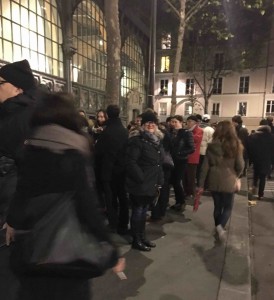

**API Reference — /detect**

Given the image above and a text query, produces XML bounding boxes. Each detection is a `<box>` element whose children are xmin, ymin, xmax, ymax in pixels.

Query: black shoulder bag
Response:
<box><xmin>11</xmin><ymin>192</ymin><xmax>118</xmax><ymax>279</ymax></box>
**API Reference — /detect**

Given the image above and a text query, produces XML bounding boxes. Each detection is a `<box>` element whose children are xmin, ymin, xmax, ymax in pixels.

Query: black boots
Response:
<box><xmin>132</xmin><ymin>238</ymin><xmax>151</xmax><ymax>251</ymax></box>
<box><xmin>131</xmin><ymin>219</ymin><xmax>156</xmax><ymax>251</ymax></box>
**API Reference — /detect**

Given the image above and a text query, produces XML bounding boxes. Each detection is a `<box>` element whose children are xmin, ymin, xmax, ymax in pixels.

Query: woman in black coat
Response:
<box><xmin>126</xmin><ymin>112</ymin><xmax>164</xmax><ymax>251</ymax></box>
<box><xmin>169</xmin><ymin>115</ymin><xmax>195</xmax><ymax>211</ymax></box>
<box><xmin>6</xmin><ymin>93</ymin><xmax>123</xmax><ymax>300</ymax></box>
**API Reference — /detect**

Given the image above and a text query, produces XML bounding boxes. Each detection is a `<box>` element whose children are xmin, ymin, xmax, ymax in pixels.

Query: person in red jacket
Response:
<box><xmin>183</xmin><ymin>115</ymin><xmax>203</xmax><ymax>202</ymax></box>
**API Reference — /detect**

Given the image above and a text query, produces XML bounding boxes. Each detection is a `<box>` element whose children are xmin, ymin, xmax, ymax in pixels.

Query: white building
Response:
<box><xmin>154</xmin><ymin>29</ymin><xmax>274</xmax><ymax>132</ymax></box>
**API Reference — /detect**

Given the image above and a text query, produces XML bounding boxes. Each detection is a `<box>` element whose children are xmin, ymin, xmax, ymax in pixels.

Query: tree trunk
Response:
<box><xmin>104</xmin><ymin>0</ymin><xmax>121</xmax><ymax>106</ymax></box>
<box><xmin>170</xmin><ymin>0</ymin><xmax>186</xmax><ymax>116</ymax></box>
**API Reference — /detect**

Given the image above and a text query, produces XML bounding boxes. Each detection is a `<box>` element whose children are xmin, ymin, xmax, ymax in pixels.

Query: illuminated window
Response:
<box><xmin>186</xmin><ymin>78</ymin><xmax>194</xmax><ymax>95</ymax></box>
<box><xmin>238</xmin><ymin>101</ymin><xmax>247</xmax><ymax>116</ymax></box>
<box><xmin>161</xmin><ymin>33</ymin><xmax>171</xmax><ymax>49</ymax></box>
<box><xmin>159</xmin><ymin>103</ymin><xmax>167</xmax><ymax>115</ymax></box>
<box><xmin>121</xmin><ymin>35</ymin><xmax>145</xmax><ymax>105</ymax></box>
<box><xmin>161</xmin><ymin>56</ymin><xmax>170</xmax><ymax>72</ymax></box>
<box><xmin>160</xmin><ymin>79</ymin><xmax>168</xmax><ymax>95</ymax></box>
<box><xmin>266</xmin><ymin>100</ymin><xmax>274</xmax><ymax>116</ymax></box>
<box><xmin>0</xmin><ymin>0</ymin><xmax>63</xmax><ymax>77</ymax></box>
<box><xmin>72</xmin><ymin>1</ymin><xmax>107</xmax><ymax>91</ymax></box>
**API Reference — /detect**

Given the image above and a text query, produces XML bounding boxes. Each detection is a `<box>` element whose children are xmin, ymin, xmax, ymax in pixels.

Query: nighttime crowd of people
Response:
<box><xmin>1</xmin><ymin>59</ymin><xmax>274</xmax><ymax>299</ymax></box>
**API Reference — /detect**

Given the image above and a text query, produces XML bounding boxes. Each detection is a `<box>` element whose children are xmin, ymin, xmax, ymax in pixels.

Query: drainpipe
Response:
<box><xmin>262</xmin><ymin>38</ymin><xmax>271</xmax><ymax>118</ymax></box>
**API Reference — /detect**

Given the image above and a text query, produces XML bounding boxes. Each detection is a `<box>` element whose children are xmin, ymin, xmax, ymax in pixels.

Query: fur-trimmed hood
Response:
<box><xmin>129</xmin><ymin>127</ymin><xmax>164</xmax><ymax>140</ymax></box>
<box><xmin>256</xmin><ymin>125</ymin><xmax>271</xmax><ymax>134</ymax></box>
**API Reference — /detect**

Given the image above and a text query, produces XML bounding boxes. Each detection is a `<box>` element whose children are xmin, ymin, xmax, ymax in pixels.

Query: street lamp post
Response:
<box><xmin>148</xmin><ymin>0</ymin><xmax>157</xmax><ymax>108</ymax></box>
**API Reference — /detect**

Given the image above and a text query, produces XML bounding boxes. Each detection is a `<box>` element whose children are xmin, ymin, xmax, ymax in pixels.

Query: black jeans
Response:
<box><xmin>253</xmin><ymin>165</ymin><xmax>267</xmax><ymax>197</ymax></box>
<box><xmin>103</xmin><ymin>173</ymin><xmax>129</xmax><ymax>230</ymax></box>
<box><xmin>130</xmin><ymin>195</ymin><xmax>153</xmax><ymax>238</ymax></box>
<box><xmin>171</xmin><ymin>160</ymin><xmax>187</xmax><ymax>205</ymax></box>
<box><xmin>211</xmin><ymin>192</ymin><xmax>234</xmax><ymax>228</ymax></box>
<box><xmin>151</xmin><ymin>167</ymin><xmax>171</xmax><ymax>219</ymax></box>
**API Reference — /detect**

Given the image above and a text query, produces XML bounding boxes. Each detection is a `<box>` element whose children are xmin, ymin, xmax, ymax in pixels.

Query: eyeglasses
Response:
<box><xmin>0</xmin><ymin>80</ymin><xmax>8</xmax><ymax>85</ymax></box>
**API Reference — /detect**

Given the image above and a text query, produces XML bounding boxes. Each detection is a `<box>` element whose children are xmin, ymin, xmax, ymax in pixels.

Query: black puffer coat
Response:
<box><xmin>0</xmin><ymin>93</ymin><xmax>36</xmax><ymax>227</ymax></box>
<box><xmin>247</xmin><ymin>125</ymin><xmax>274</xmax><ymax>174</ymax></box>
<box><xmin>125</xmin><ymin>129</ymin><xmax>164</xmax><ymax>197</ymax></box>
<box><xmin>0</xmin><ymin>93</ymin><xmax>35</xmax><ymax>159</ymax></box>
<box><xmin>170</xmin><ymin>128</ymin><xmax>195</xmax><ymax>161</ymax></box>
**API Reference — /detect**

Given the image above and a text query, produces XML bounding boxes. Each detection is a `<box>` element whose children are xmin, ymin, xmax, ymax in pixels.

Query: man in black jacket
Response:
<box><xmin>232</xmin><ymin>115</ymin><xmax>249</xmax><ymax>176</ymax></box>
<box><xmin>95</xmin><ymin>105</ymin><xmax>129</xmax><ymax>234</ymax></box>
<box><xmin>0</xmin><ymin>60</ymin><xmax>37</xmax><ymax>300</ymax></box>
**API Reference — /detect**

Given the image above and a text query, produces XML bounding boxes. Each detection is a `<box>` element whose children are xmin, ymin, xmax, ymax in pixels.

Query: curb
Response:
<box><xmin>217</xmin><ymin>177</ymin><xmax>252</xmax><ymax>300</ymax></box>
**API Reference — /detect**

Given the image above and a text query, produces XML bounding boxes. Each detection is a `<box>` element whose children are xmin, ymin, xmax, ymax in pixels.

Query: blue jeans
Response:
<box><xmin>211</xmin><ymin>192</ymin><xmax>234</xmax><ymax>228</ymax></box>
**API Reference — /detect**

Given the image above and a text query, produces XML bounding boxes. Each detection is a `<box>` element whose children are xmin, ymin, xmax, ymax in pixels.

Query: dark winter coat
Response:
<box><xmin>125</xmin><ymin>129</ymin><xmax>164</xmax><ymax>197</ymax></box>
<box><xmin>235</xmin><ymin>124</ymin><xmax>249</xmax><ymax>159</ymax></box>
<box><xmin>199</xmin><ymin>140</ymin><xmax>244</xmax><ymax>193</ymax></box>
<box><xmin>247</xmin><ymin>125</ymin><xmax>274</xmax><ymax>174</ymax></box>
<box><xmin>7</xmin><ymin>147</ymin><xmax>112</xmax><ymax>243</ymax></box>
<box><xmin>95</xmin><ymin>117</ymin><xmax>128</xmax><ymax>181</ymax></box>
<box><xmin>170</xmin><ymin>128</ymin><xmax>195</xmax><ymax>161</ymax></box>
<box><xmin>0</xmin><ymin>93</ymin><xmax>36</xmax><ymax>227</ymax></box>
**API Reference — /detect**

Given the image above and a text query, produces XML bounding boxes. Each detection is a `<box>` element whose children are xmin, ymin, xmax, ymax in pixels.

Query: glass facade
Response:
<box><xmin>72</xmin><ymin>1</ymin><xmax>107</xmax><ymax>91</ymax></box>
<box><xmin>121</xmin><ymin>35</ymin><xmax>145</xmax><ymax>102</ymax></box>
<box><xmin>0</xmin><ymin>0</ymin><xmax>63</xmax><ymax>77</ymax></box>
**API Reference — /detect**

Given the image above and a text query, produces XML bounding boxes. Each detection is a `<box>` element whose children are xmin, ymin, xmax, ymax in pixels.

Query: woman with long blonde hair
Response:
<box><xmin>198</xmin><ymin>120</ymin><xmax>244</xmax><ymax>242</ymax></box>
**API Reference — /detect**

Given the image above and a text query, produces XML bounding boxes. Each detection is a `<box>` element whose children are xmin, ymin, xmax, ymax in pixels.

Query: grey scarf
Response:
<box><xmin>25</xmin><ymin>124</ymin><xmax>90</xmax><ymax>157</ymax></box>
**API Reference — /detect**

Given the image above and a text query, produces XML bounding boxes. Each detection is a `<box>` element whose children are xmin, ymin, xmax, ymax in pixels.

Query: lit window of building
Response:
<box><xmin>161</xmin><ymin>33</ymin><xmax>171</xmax><ymax>49</ymax></box>
<box><xmin>160</xmin><ymin>79</ymin><xmax>168</xmax><ymax>95</ymax></box>
<box><xmin>0</xmin><ymin>0</ymin><xmax>63</xmax><ymax>77</ymax></box>
<box><xmin>186</xmin><ymin>78</ymin><xmax>194</xmax><ymax>95</ymax></box>
<box><xmin>238</xmin><ymin>102</ymin><xmax>247</xmax><ymax>116</ymax></box>
<box><xmin>121</xmin><ymin>35</ymin><xmax>145</xmax><ymax>104</ymax></box>
<box><xmin>266</xmin><ymin>100</ymin><xmax>274</xmax><ymax>116</ymax></box>
<box><xmin>161</xmin><ymin>56</ymin><xmax>170</xmax><ymax>72</ymax></box>
<box><xmin>159</xmin><ymin>102</ymin><xmax>167</xmax><ymax>115</ymax></box>
<box><xmin>72</xmin><ymin>1</ymin><xmax>107</xmax><ymax>92</ymax></box>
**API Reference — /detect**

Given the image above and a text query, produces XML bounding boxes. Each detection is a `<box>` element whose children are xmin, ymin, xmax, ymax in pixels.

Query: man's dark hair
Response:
<box><xmin>232</xmin><ymin>115</ymin><xmax>243</xmax><ymax>125</ymax></box>
<box><xmin>172</xmin><ymin>115</ymin><xmax>184</xmax><ymax>123</ymax></box>
<box><xmin>106</xmin><ymin>104</ymin><xmax>120</xmax><ymax>118</ymax></box>
<box><xmin>31</xmin><ymin>92</ymin><xmax>83</xmax><ymax>133</ymax></box>
<box><xmin>260</xmin><ymin>119</ymin><xmax>268</xmax><ymax>126</ymax></box>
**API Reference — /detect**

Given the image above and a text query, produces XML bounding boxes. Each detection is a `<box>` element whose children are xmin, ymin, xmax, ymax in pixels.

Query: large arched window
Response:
<box><xmin>0</xmin><ymin>0</ymin><xmax>63</xmax><ymax>77</ymax></box>
<box><xmin>72</xmin><ymin>1</ymin><xmax>107</xmax><ymax>91</ymax></box>
<box><xmin>121</xmin><ymin>36</ymin><xmax>145</xmax><ymax>102</ymax></box>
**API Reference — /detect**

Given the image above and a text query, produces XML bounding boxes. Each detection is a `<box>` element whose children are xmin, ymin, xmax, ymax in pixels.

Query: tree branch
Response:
<box><xmin>162</xmin><ymin>0</ymin><xmax>181</xmax><ymax>19</ymax></box>
<box><xmin>185</xmin><ymin>0</ymin><xmax>208</xmax><ymax>24</ymax></box>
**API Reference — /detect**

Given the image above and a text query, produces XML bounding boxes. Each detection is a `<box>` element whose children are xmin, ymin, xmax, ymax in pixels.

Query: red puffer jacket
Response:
<box><xmin>188</xmin><ymin>125</ymin><xmax>203</xmax><ymax>164</ymax></box>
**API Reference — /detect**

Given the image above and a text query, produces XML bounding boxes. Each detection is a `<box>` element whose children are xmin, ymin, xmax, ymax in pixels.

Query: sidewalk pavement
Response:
<box><xmin>92</xmin><ymin>180</ymin><xmax>251</xmax><ymax>300</ymax></box>
<box><xmin>247</xmin><ymin>171</ymin><xmax>274</xmax><ymax>300</ymax></box>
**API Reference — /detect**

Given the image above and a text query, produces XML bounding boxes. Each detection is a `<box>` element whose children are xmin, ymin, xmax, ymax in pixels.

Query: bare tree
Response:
<box><xmin>163</xmin><ymin>0</ymin><xmax>207</xmax><ymax>116</ymax></box>
<box><xmin>104</xmin><ymin>0</ymin><xmax>121</xmax><ymax>105</ymax></box>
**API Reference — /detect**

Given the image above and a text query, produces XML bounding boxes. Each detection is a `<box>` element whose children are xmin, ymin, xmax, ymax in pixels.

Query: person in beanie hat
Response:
<box><xmin>140</xmin><ymin>111</ymin><xmax>158</xmax><ymax>126</ymax></box>
<box><xmin>0</xmin><ymin>60</ymin><xmax>35</xmax><ymax>95</ymax></box>
<box><xmin>183</xmin><ymin>115</ymin><xmax>203</xmax><ymax>202</ymax></box>
<box><xmin>125</xmin><ymin>111</ymin><xmax>164</xmax><ymax>251</ymax></box>
<box><xmin>0</xmin><ymin>59</ymin><xmax>38</xmax><ymax>300</ymax></box>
